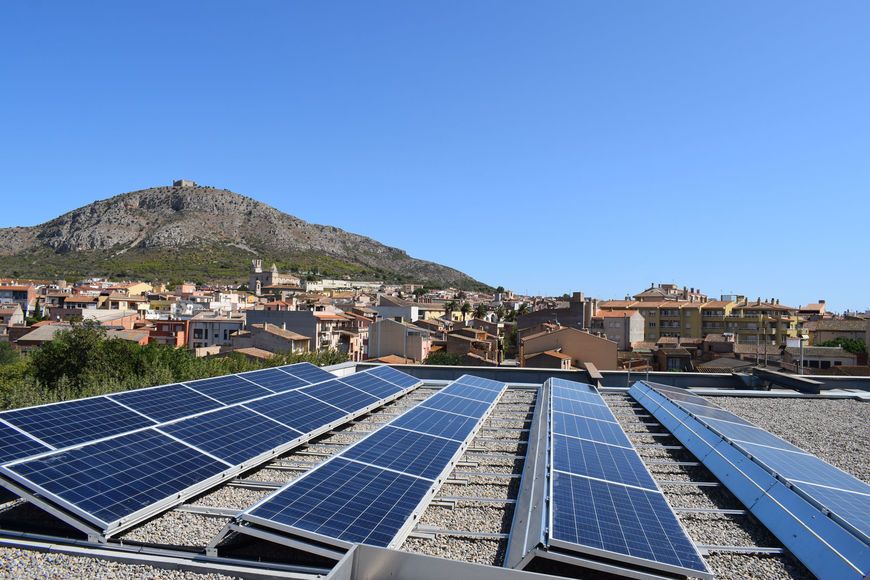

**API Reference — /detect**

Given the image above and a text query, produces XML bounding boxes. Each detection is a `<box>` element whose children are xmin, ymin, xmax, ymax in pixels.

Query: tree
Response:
<box><xmin>517</xmin><ymin>303</ymin><xmax>530</xmax><ymax>316</ymax></box>
<box><xmin>473</xmin><ymin>304</ymin><xmax>487</xmax><ymax>319</ymax></box>
<box><xmin>443</xmin><ymin>300</ymin><xmax>457</xmax><ymax>319</ymax></box>
<box><xmin>424</xmin><ymin>351</ymin><xmax>465</xmax><ymax>365</ymax></box>
<box><xmin>29</xmin><ymin>320</ymin><xmax>107</xmax><ymax>389</ymax></box>
<box><xmin>0</xmin><ymin>343</ymin><xmax>18</xmax><ymax>366</ymax></box>
<box><xmin>818</xmin><ymin>338</ymin><xmax>866</xmax><ymax>356</ymax></box>
<box><xmin>413</xmin><ymin>287</ymin><xmax>426</xmax><ymax>298</ymax></box>
<box><xmin>495</xmin><ymin>286</ymin><xmax>505</xmax><ymax>294</ymax></box>
<box><xmin>460</xmin><ymin>302</ymin><xmax>472</xmax><ymax>319</ymax></box>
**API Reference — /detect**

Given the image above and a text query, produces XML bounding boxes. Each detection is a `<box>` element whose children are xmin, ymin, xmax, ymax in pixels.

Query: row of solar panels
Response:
<box><xmin>631</xmin><ymin>381</ymin><xmax>870</xmax><ymax>580</ymax></box>
<box><xmin>0</xmin><ymin>362</ymin><xmax>337</xmax><ymax>463</ymax></box>
<box><xmin>221</xmin><ymin>374</ymin><xmax>508</xmax><ymax>551</ymax></box>
<box><xmin>546</xmin><ymin>378</ymin><xmax>712</xmax><ymax>578</ymax></box>
<box><xmin>0</xmin><ymin>365</ymin><xmax>422</xmax><ymax>536</ymax></box>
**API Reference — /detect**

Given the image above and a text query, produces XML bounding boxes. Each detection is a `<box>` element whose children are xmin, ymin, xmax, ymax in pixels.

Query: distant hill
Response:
<box><xmin>0</xmin><ymin>183</ymin><xmax>487</xmax><ymax>288</ymax></box>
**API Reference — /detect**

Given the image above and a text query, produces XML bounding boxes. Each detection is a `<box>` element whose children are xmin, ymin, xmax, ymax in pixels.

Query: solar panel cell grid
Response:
<box><xmin>420</xmin><ymin>393</ymin><xmax>490</xmax><ymax>418</ymax></box>
<box><xmin>183</xmin><ymin>375</ymin><xmax>273</xmax><ymax>405</ymax></box>
<box><xmin>109</xmin><ymin>384</ymin><xmax>223</xmax><ymax>423</ymax></box>
<box><xmin>551</xmin><ymin>472</ymin><xmax>709</xmax><ymax>573</ymax></box>
<box><xmin>552</xmin><ymin>411</ymin><xmax>632</xmax><ymax>448</ymax></box>
<box><xmin>551</xmin><ymin>396</ymin><xmax>615</xmax><ymax>423</ymax></box>
<box><xmin>5</xmin><ymin>429</ymin><xmax>227</xmax><ymax>525</ymax></box>
<box><xmin>391</xmin><ymin>406</ymin><xmax>479</xmax><ymax>441</ymax></box>
<box><xmin>553</xmin><ymin>434</ymin><xmax>658</xmax><ymax>491</ymax></box>
<box><xmin>339</xmin><ymin>373</ymin><xmax>402</xmax><ymax>399</ymax></box>
<box><xmin>244</xmin><ymin>390</ymin><xmax>347</xmax><ymax>433</ymax></box>
<box><xmin>366</xmin><ymin>366</ymin><xmax>420</xmax><ymax>389</ymax></box>
<box><xmin>302</xmin><ymin>380</ymin><xmax>380</xmax><ymax>413</ymax></box>
<box><xmin>441</xmin><ymin>383</ymin><xmax>500</xmax><ymax>403</ymax></box>
<box><xmin>249</xmin><ymin>458</ymin><xmax>432</xmax><ymax>547</ymax></box>
<box><xmin>702</xmin><ymin>417</ymin><xmax>805</xmax><ymax>453</ymax></box>
<box><xmin>0</xmin><ymin>422</ymin><xmax>51</xmax><ymax>463</ymax></box>
<box><xmin>238</xmin><ymin>368</ymin><xmax>309</xmax><ymax>392</ymax></box>
<box><xmin>453</xmin><ymin>375</ymin><xmax>505</xmax><ymax>391</ymax></box>
<box><xmin>342</xmin><ymin>426</ymin><xmax>461</xmax><ymax>480</ymax></box>
<box><xmin>794</xmin><ymin>483</ymin><xmax>870</xmax><ymax>539</ymax></box>
<box><xmin>159</xmin><ymin>406</ymin><xmax>300</xmax><ymax>465</ymax></box>
<box><xmin>1</xmin><ymin>397</ymin><xmax>156</xmax><ymax>448</ymax></box>
<box><xmin>281</xmin><ymin>363</ymin><xmax>336</xmax><ymax>384</ymax></box>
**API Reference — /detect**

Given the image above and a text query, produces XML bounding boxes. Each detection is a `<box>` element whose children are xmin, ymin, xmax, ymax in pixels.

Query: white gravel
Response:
<box><xmin>119</xmin><ymin>512</ymin><xmax>230</xmax><ymax>546</ymax></box>
<box><xmin>401</xmin><ymin>537</ymin><xmax>505</xmax><ymax>566</ymax></box>
<box><xmin>191</xmin><ymin>487</ymin><xmax>270</xmax><ymax>510</ymax></box>
<box><xmin>419</xmin><ymin>505</ymin><xmax>512</xmax><ymax>534</ymax></box>
<box><xmin>702</xmin><ymin>552</ymin><xmax>812</xmax><ymax>580</ymax></box>
<box><xmin>0</xmin><ymin>547</ymin><xmax>238</xmax><ymax>579</ymax></box>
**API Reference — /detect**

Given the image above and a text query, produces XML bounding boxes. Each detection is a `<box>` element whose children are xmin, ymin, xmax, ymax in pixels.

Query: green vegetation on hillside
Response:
<box><xmin>0</xmin><ymin>321</ymin><xmax>348</xmax><ymax>410</ymax></box>
<box><xmin>0</xmin><ymin>244</ymin><xmax>491</xmax><ymax>290</ymax></box>
<box><xmin>818</xmin><ymin>338</ymin><xmax>866</xmax><ymax>356</ymax></box>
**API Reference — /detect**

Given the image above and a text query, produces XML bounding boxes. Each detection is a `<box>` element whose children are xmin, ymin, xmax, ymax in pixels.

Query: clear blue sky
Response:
<box><xmin>1</xmin><ymin>2</ymin><xmax>868</xmax><ymax>311</ymax></box>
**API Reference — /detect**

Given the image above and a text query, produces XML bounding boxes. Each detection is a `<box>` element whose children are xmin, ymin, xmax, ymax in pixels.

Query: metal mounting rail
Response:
<box><xmin>696</xmin><ymin>544</ymin><xmax>785</xmax><ymax>555</ymax></box>
<box><xmin>410</xmin><ymin>526</ymin><xmax>510</xmax><ymax>540</ymax></box>
<box><xmin>433</xmin><ymin>496</ymin><xmax>516</xmax><ymax>504</ymax></box>
<box><xmin>643</xmin><ymin>460</ymin><xmax>700</xmax><ymax>466</ymax></box>
<box><xmin>658</xmin><ymin>480</ymin><xmax>720</xmax><ymax>487</ymax></box>
<box><xmin>228</xmin><ymin>479</ymin><xmax>283</xmax><ymax>490</ymax></box>
<box><xmin>672</xmin><ymin>508</ymin><xmax>747</xmax><ymax>515</ymax></box>
<box><xmin>175</xmin><ymin>504</ymin><xmax>240</xmax><ymax>518</ymax></box>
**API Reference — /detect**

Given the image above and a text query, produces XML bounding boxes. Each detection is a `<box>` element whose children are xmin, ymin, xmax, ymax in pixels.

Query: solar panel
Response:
<box><xmin>339</xmin><ymin>372</ymin><xmax>402</xmax><ymax>399</ymax></box>
<box><xmin>441</xmin><ymin>383</ymin><xmax>500</xmax><ymax>403</ymax></box>
<box><xmin>247</xmin><ymin>458</ymin><xmax>432</xmax><ymax>547</ymax></box>
<box><xmin>551</xmin><ymin>396</ymin><xmax>615</xmax><ymax>422</ymax></box>
<box><xmin>552</xmin><ymin>411</ymin><xmax>632</xmax><ymax>448</ymax></box>
<box><xmin>243</xmin><ymin>390</ymin><xmax>347</xmax><ymax>433</ymax></box>
<box><xmin>234</xmin><ymin>374</ymin><xmax>507</xmax><ymax>551</ymax></box>
<box><xmin>1</xmin><ymin>397</ymin><xmax>155</xmax><ymax>448</ymax></box>
<box><xmin>545</xmin><ymin>378</ymin><xmax>710</xmax><ymax>578</ymax></box>
<box><xmin>453</xmin><ymin>375</ymin><xmax>505</xmax><ymax>391</ymax></box>
<box><xmin>343</xmin><ymin>426</ymin><xmax>461</xmax><ymax>480</ymax></box>
<box><xmin>553</xmin><ymin>435</ymin><xmax>658</xmax><ymax>491</ymax></box>
<box><xmin>159</xmin><ymin>406</ymin><xmax>301</xmax><ymax>465</ymax></box>
<box><xmin>0</xmin><ymin>421</ymin><xmax>51</xmax><ymax>463</ymax></box>
<box><xmin>109</xmin><ymin>384</ymin><xmax>223</xmax><ymax>423</ymax></box>
<box><xmin>366</xmin><ymin>365</ymin><xmax>420</xmax><ymax>389</ymax></box>
<box><xmin>302</xmin><ymin>379</ymin><xmax>380</xmax><ymax>412</ymax></box>
<box><xmin>3</xmin><ymin>429</ymin><xmax>227</xmax><ymax>527</ymax></box>
<box><xmin>238</xmin><ymin>368</ymin><xmax>309</xmax><ymax>392</ymax></box>
<box><xmin>390</xmin><ymin>406</ymin><xmax>478</xmax><ymax>441</ymax></box>
<box><xmin>420</xmin><ymin>393</ymin><xmax>490</xmax><ymax>418</ymax></box>
<box><xmin>551</xmin><ymin>472</ymin><xmax>709</xmax><ymax>574</ymax></box>
<box><xmin>632</xmin><ymin>381</ymin><xmax>870</xmax><ymax>578</ymax></box>
<box><xmin>0</xmin><ymin>367</ymin><xmax>421</xmax><ymax>538</ymax></box>
<box><xmin>183</xmin><ymin>375</ymin><xmax>273</xmax><ymax>405</ymax></box>
<box><xmin>283</xmin><ymin>362</ymin><xmax>336</xmax><ymax>384</ymax></box>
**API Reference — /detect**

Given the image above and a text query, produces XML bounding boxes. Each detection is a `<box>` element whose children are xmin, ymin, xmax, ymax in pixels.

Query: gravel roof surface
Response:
<box><xmin>715</xmin><ymin>396</ymin><xmax>870</xmax><ymax>482</ymax></box>
<box><xmin>0</xmin><ymin>547</ymin><xmax>239</xmax><ymax>580</ymax></box>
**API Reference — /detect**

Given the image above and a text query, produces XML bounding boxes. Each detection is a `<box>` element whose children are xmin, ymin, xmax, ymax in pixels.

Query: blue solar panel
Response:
<box><xmin>391</xmin><ymin>407</ymin><xmax>478</xmax><ymax>441</ymax></box>
<box><xmin>183</xmin><ymin>375</ymin><xmax>273</xmax><ymax>405</ymax></box>
<box><xmin>737</xmin><ymin>442</ymin><xmax>869</xmax><ymax>494</ymax></box>
<box><xmin>553</xmin><ymin>435</ymin><xmax>658</xmax><ymax>491</ymax></box>
<box><xmin>420</xmin><ymin>393</ymin><xmax>490</xmax><ymax>418</ymax></box>
<box><xmin>551</xmin><ymin>396</ymin><xmax>615</xmax><ymax>422</ymax></box>
<box><xmin>1</xmin><ymin>397</ymin><xmax>155</xmax><ymax>448</ymax></box>
<box><xmin>5</xmin><ymin>429</ymin><xmax>227</xmax><ymax>526</ymax></box>
<box><xmin>343</xmin><ymin>426</ymin><xmax>460</xmax><ymax>480</ymax></box>
<box><xmin>159</xmin><ymin>406</ymin><xmax>300</xmax><ymax>465</ymax></box>
<box><xmin>552</xmin><ymin>412</ymin><xmax>632</xmax><ymax>448</ymax></box>
<box><xmin>453</xmin><ymin>375</ymin><xmax>505</xmax><ymax>391</ymax></box>
<box><xmin>238</xmin><ymin>368</ymin><xmax>309</xmax><ymax>392</ymax></box>
<box><xmin>677</xmin><ymin>400</ymin><xmax>754</xmax><ymax>425</ymax></box>
<box><xmin>441</xmin><ymin>383</ymin><xmax>500</xmax><ymax>403</ymax></box>
<box><xmin>248</xmin><ymin>458</ymin><xmax>432</xmax><ymax>547</ymax></box>
<box><xmin>109</xmin><ymin>384</ymin><xmax>223</xmax><ymax>423</ymax></box>
<box><xmin>0</xmin><ymin>421</ymin><xmax>51</xmax><ymax>463</ymax></box>
<box><xmin>303</xmin><ymin>380</ymin><xmax>380</xmax><ymax>412</ymax></box>
<box><xmin>795</xmin><ymin>482</ymin><xmax>870</xmax><ymax>539</ymax></box>
<box><xmin>339</xmin><ymin>373</ymin><xmax>402</xmax><ymax>398</ymax></box>
<box><xmin>366</xmin><ymin>366</ymin><xmax>420</xmax><ymax>389</ymax></box>
<box><xmin>551</xmin><ymin>472</ymin><xmax>709</xmax><ymax>574</ymax></box>
<box><xmin>702</xmin><ymin>417</ymin><xmax>805</xmax><ymax>452</ymax></box>
<box><xmin>284</xmin><ymin>363</ymin><xmax>336</xmax><ymax>384</ymax></box>
<box><xmin>244</xmin><ymin>390</ymin><xmax>347</xmax><ymax>433</ymax></box>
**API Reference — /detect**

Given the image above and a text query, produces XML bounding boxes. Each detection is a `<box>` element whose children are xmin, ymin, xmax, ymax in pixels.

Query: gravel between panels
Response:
<box><xmin>401</xmin><ymin>537</ymin><xmax>505</xmax><ymax>567</ymax></box>
<box><xmin>119</xmin><ymin>511</ymin><xmax>231</xmax><ymax>546</ymax></box>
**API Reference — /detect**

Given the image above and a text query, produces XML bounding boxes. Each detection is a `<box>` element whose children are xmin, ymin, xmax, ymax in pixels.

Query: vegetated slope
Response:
<box><xmin>0</xmin><ymin>184</ymin><xmax>486</xmax><ymax>288</ymax></box>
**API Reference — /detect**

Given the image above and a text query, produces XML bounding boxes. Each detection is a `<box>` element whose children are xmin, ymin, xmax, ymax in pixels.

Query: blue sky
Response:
<box><xmin>1</xmin><ymin>2</ymin><xmax>868</xmax><ymax>311</ymax></box>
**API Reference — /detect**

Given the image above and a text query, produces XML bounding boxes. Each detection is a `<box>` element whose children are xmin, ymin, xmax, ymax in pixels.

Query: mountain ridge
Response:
<box><xmin>0</xmin><ymin>184</ymin><xmax>487</xmax><ymax>288</ymax></box>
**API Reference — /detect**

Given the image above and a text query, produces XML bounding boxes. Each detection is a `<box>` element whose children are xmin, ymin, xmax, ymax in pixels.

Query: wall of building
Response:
<box><xmin>522</xmin><ymin>328</ymin><xmax>617</xmax><ymax>370</ymax></box>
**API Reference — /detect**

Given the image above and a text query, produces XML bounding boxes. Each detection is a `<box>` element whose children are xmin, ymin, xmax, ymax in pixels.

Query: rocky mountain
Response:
<box><xmin>0</xmin><ymin>183</ymin><xmax>486</xmax><ymax>288</ymax></box>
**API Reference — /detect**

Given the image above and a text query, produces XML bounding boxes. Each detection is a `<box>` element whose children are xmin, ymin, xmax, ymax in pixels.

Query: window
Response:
<box><xmin>648</xmin><ymin>322</ymin><xmax>657</xmax><ymax>327</ymax></box>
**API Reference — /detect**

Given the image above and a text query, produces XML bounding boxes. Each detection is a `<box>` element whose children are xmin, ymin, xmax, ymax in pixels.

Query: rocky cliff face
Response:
<box><xmin>0</xmin><ymin>184</ymin><xmax>484</xmax><ymax>287</ymax></box>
